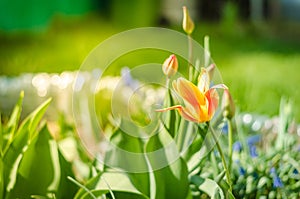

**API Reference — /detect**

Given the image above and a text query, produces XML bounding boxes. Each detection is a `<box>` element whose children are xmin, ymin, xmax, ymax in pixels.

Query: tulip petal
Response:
<box><xmin>179</xmin><ymin>106</ymin><xmax>202</xmax><ymax>123</ymax></box>
<box><xmin>205</xmin><ymin>88</ymin><xmax>219</xmax><ymax>119</ymax></box>
<box><xmin>173</xmin><ymin>78</ymin><xmax>205</xmax><ymax>111</ymax></box>
<box><xmin>156</xmin><ymin>105</ymin><xmax>199</xmax><ymax>123</ymax></box>
<box><xmin>156</xmin><ymin>105</ymin><xmax>183</xmax><ymax>113</ymax></box>
<box><xmin>210</xmin><ymin>83</ymin><xmax>228</xmax><ymax>90</ymax></box>
<box><xmin>162</xmin><ymin>54</ymin><xmax>178</xmax><ymax>77</ymax></box>
<box><xmin>198</xmin><ymin>68</ymin><xmax>210</xmax><ymax>93</ymax></box>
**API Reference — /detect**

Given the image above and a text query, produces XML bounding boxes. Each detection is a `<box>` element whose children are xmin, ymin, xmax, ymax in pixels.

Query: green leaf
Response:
<box><xmin>167</xmin><ymin>88</ymin><xmax>176</xmax><ymax>138</ymax></box>
<box><xmin>24</xmin><ymin>98</ymin><xmax>52</xmax><ymax>140</ymax></box>
<box><xmin>2</xmin><ymin>91</ymin><xmax>24</xmax><ymax>152</ymax></box>
<box><xmin>0</xmin><ymin>114</ymin><xmax>2</xmax><ymax>153</ymax></box>
<box><xmin>176</xmin><ymin>119</ymin><xmax>197</xmax><ymax>153</ymax></box>
<box><xmin>159</xmin><ymin>86</ymin><xmax>180</xmax><ymax>138</ymax></box>
<box><xmin>257</xmin><ymin>176</ymin><xmax>271</xmax><ymax>189</ymax></box>
<box><xmin>73</xmin><ymin>173</ymin><xmax>103</xmax><ymax>199</ymax></box>
<box><xmin>0</xmin><ymin>114</ymin><xmax>3</xmax><ymax>199</ymax></box>
<box><xmin>146</xmin><ymin>128</ymin><xmax>189</xmax><ymax>199</ymax></box>
<box><xmin>0</xmin><ymin>158</ymin><xmax>3</xmax><ymax>199</ymax></box>
<box><xmin>2</xmin><ymin>98</ymin><xmax>51</xmax><ymax>192</ymax></box>
<box><xmin>56</xmin><ymin>149</ymin><xmax>78</xmax><ymax>199</ymax></box>
<box><xmin>74</xmin><ymin>172</ymin><xmax>149</xmax><ymax>199</ymax></box>
<box><xmin>181</xmin><ymin>134</ymin><xmax>204</xmax><ymax>172</ymax></box>
<box><xmin>104</xmin><ymin>126</ymin><xmax>150</xmax><ymax>196</ymax></box>
<box><xmin>5</xmin><ymin>125</ymin><xmax>59</xmax><ymax>198</ymax></box>
<box><xmin>190</xmin><ymin>175</ymin><xmax>225</xmax><ymax>199</ymax></box>
<box><xmin>6</xmin><ymin>91</ymin><xmax>24</xmax><ymax>135</ymax></box>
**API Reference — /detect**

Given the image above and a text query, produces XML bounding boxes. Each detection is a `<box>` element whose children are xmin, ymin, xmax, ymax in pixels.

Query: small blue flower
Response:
<box><xmin>233</xmin><ymin>141</ymin><xmax>242</xmax><ymax>152</ymax></box>
<box><xmin>249</xmin><ymin>145</ymin><xmax>258</xmax><ymax>158</ymax></box>
<box><xmin>246</xmin><ymin>135</ymin><xmax>261</xmax><ymax>146</ymax></box>
<box><xmin>293</xmin><ymin>169</ymin><xmax>299</xmax><ymax>174</ymax></box>
<box><xmin>273</xmin><ymin>176</ymin><xmax>284</xmax><ymax>188</ymax></box>
<box><xmin>221</xmin><ymin>122</ymin><xmax>228</xmax><ymax>135</ymax></box>
<box><xmin>239</xmin><ymin>166</ymin><xmax>246</xmax><ymax>176</ymax></box>
<box><xmin>270</xmin><ymin>167</ymin><xmax>284</xmax><ymax>188</ymax></box>
<box><xmin>270</xmin><ymin>167</ymin><xmax>276</xmax><ymax>174</ymax></box>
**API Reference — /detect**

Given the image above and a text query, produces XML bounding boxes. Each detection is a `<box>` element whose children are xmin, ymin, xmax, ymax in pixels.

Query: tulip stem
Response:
<box><xmin>227</xmin><ymin>118</ymin><xmax>233</xmax><ymax>175</ymax></box>
<box><xmin>188</xmin><ymin>35</ymin><xmax>193</xmax><ymax>81</ymax></box>
<box><xmin>209</xmin><ymin>124</ymin><xmax>232</xmax><ymax>193</ymax></box>
<box><xmin>165</xmin><ymin>77</ymin><xmax>170</xmax><ymax>89</ymax></box>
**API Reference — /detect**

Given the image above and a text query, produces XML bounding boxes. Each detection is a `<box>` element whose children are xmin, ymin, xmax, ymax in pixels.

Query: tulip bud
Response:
<box><xmin>182</xmin><ymin>6</ymin><xmax>195</xmax><ymax>35</ymax></box>
<box><xmin>222</xmin><ymin>89</ymin><xmax>235</xmax><ymax>119</ymax></box>
<box><xmin>162</xmin><ymin>54</ymin><xmax>178</xmax><ymax>78</ymax></box>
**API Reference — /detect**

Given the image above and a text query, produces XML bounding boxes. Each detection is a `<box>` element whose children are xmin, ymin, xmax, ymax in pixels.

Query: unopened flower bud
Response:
<box><xmin>162</xmin><ymin>54</ymin><xmax>178</xmax><ymax>78</ymax></box>
<box><xmin>182</xmin><ymin>6</ymin><xmax>195</xmax><ymax>35</ymax></box>
<box><xmin>222</xmin><ymin>89</ymin><xmax>235</xmax><ymax>119</ymax></box>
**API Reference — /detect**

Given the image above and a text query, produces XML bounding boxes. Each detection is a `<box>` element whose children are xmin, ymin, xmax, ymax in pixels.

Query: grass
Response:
<box><xmin>0</xmin><ymin>14</ymin><xmax>300</xmax><ymax>121</ymax></box>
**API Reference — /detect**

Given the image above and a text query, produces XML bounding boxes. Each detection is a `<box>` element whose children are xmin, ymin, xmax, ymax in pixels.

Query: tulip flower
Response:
<box><xmin>162</xmin><ymin>54</ymin><xmax>178</xmax><ymax>78</ymax></box>
<box><xmin>157</xmin><ymin>68</ymin><xmax>227</xmax><ymax>123</ymax></box>
<box><xmin>221</xmin><ymin>89</ymin><xmax>235</xmax><ymax>119</ymax></box>
<box><xmin>182</xmin><ymin>6</ymin><xmax>195</xmax><ymax>35</ymax></box>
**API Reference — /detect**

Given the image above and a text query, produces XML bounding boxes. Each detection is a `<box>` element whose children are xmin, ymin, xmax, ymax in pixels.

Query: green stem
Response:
<box><xmin>209</xmin><ymin>125</ymin><xmax>232</xmax><ymax>193</ymax></box>
<box><xmin>165</xmin><ymin>77</ymin><xmax>170</xmax><ymax>89</ymax></box>
<box><xmin>188</xmin><ymin>35</ymin><xmax>193</xmax><ymax>81</ymax></box>
<box><xmin>227</xmin><ymin>118</ymin><xmax>233</xmax><ymax>175</ymax></box>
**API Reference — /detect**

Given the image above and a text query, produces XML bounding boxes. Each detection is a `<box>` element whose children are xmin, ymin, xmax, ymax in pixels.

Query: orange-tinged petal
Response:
<box><xmin>162</xmin><ymin>54</ymin><xmax>178</xmax><ymax>78</ymax></box>
<box><xmin>156</xmin><ymin>105</ymin><xmax>183</xmax><ymax>113</ymax></box>
<box><xmin>157</xmin><ymin>74</ymin><xmax>227</xmax><ymax>123</ymax></box>
<box><xmin>173</xmin><ymin>78</ymin><xmax>205</xmax><ymax>110</ymax></box>
<box><xmin>205</xmin><ymin>88</ymin><xmax>219</xmax><ymax>119</ymax></box>
<box><xmin>156</xmin><ymin>105</ymin><xmax>199</xmax><ymax>123</ymax></box>
<box><xmin>180</xmin><ymin>106</ymin><xmax>201</xmax><ymax>123</ymax></box>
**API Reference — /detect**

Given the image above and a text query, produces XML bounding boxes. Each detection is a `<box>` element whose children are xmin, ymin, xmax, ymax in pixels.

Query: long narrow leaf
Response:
<box><xmin>2</xmin><ymin>98</ymin><xmax>51</xmax><ymax>194</ymax></box>
<box><xmin>6</xmin><ymin>91</ymin><xmax>24</xmax><ymax>135</ymax></box>
<box><xmin>146</xmin><ymin>127</ymin><xmax>189</xmax><ymax>199</ymax></box>
<box><xmin>2</xmin><ymin>91</ymin><xmax>24</xmax><ymax>152</ymax></box>
<box><xmin>5</xmin><ymin>125</ymin><xmax>59</xmax><ymax>198</ymax></box>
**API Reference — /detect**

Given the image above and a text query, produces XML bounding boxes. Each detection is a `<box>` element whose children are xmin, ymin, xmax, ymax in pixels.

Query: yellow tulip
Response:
<box><xmin>157</xmin><ymin>68</ymin><xmax>227</xmax><ymax>123</ymax></box>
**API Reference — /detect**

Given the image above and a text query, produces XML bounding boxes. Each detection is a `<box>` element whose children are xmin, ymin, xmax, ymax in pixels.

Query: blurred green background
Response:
<box><xmin>0</xmin><ymin>0</ymin><xmax>300</xmax><ymax>121</ymax></box>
